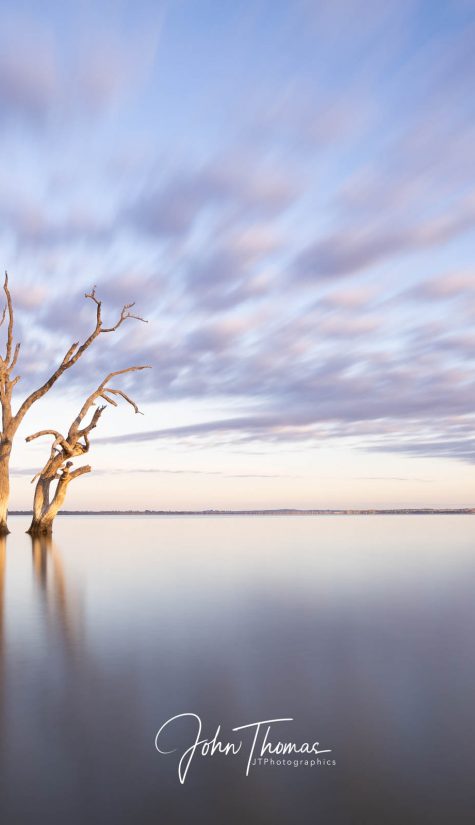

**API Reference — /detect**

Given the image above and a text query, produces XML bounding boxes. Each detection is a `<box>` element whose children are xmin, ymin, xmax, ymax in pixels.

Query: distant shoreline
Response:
<box><xmin>8</xmin><ymin>508</ymin><xmax>475</xmax><ymax>516</ymax></box>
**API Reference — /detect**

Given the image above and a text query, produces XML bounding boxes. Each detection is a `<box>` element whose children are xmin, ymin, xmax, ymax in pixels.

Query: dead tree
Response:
<box><xmin>0</xmin><ymin>275</ymin><xmax>146</xmax><ymax>534</ymax></box>
<box><xmin>25</xmin><ymin>366</ymin><xmax>149</xmax><ymax>535</ymax></box>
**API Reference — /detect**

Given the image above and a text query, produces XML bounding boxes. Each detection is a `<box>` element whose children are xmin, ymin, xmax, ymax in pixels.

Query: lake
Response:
<box><xmin>0</xmin><ymin>515</ymin><xmax>473</xmax><ymax>824</ymax></box>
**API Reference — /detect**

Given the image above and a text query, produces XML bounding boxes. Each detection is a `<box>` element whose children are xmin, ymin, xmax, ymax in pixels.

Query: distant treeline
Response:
<box><xmin>8</xmin><ymin>508</ymin><xmax>475</xmax><ymax>516</ymax></box>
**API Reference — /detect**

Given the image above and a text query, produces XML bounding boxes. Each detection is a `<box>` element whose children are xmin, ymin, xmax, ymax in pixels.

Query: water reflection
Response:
<box><xmin>30</xmin><ymin>534</ymin><xmax>78</xmax><ymax>655</ymax></box>
<box><xmin>0</xmin><ymin>516</ymin><xmax>473</xmax><ymax>824</ymax></box>
<box><xmin>0</xmin><ymin>536</ymin><xmax>5</xmax><ymax>748</ymax></box>
<box><xmin>0</xmin><ymin>536</ymin><xmax>5</xmax><ymax>649</ymax></box>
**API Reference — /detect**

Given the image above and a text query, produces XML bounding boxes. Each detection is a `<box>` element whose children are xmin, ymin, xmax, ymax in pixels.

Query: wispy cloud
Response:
<box><xmin>2</xmin><ymin>0</ymin><xmax>475</xmax><ymax>489</ymax></box>
<box><xmin>0</xmin><ymin>13</ymin><xmax>161</xmax><ymax>127</ymax></box>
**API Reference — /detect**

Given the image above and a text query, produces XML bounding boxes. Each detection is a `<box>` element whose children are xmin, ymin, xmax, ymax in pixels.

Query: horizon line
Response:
<box><xmin>7</xmin><ymin>508</ymin><xmax>475</xmax><ymax>516</ymax></box>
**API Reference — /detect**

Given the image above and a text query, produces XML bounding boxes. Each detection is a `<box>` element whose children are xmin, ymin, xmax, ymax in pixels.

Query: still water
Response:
<box><xmin>0</xmin><ymin>515</ymin><xmax>473</xmax><ymax>824</ymax></box>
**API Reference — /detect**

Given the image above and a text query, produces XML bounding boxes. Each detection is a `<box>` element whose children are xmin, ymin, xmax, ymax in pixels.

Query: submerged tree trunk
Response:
<box><xmin>0</xmin><ymin>442</ymin><xmax>12</xmax><ymax>535</ymax></box>
<box><xmin>27</xmin><ymin>466</ymin><xmax>90</xmax><ymax>536</ymax></box>
<box><xmin>27</xmin><ymin>476</ymin><xmax>53</xmax><ymax>535</ymax></box>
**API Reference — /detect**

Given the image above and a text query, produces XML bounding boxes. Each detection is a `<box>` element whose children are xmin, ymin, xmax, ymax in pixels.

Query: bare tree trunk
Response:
<box><xmin>28</xmin><ymin>477</ymin><xmax>52</xmax><ymax>534</ymax></box>
<box><xmin>27</xmin><ymin>467</ymin><xmax>90</xmax><ymax>536</ymax></box>
<box><xmin>38</xmin><ymin>475</ymin><xmax>70</xmax><ymax>531</ymax></box>
<box><xmin>0</xmin><ymin>441</ymin><xmax>12</xmax><ymax>535</ymax></box>
<box><xmin>27</xmin><ymin>478</ymin><xmax>53</xmax><ymax>536</ymax></box>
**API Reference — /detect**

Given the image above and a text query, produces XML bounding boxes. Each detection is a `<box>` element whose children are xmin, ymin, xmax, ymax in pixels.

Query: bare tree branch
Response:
<box><xmin>100</xmin><ymin>392</ymin><xmax>118</xmax><ymax>406</ymax></box>
<box><xmin>3</xmin><ymin>272</ymin><xmax>15</xmax><ymax>366</ymax></box>
<box><xmin>10</xmin><ymin>342</ymin><xmax>20</xmax><ymax>371</ymax></box>
<box><xmin>104</xmin><ymin>388</ymin><xmax>144</xmax><ymax>414</ymax></box>
<box><xmin>26</xmin><ymin>429</ymin><xmax>76</xmax><ymax>459</ymax></box>
<box><xmin>68</xmin><ymin>465</ymin><xmax>92</xmax><ymax>480</ymax></box>
<box><xmin>60</xmin><ymin>342</ymin><xmax>79</xmax><ymax>366</ymax></box>
<box><xmin>101</xmin><ymin>302</ymin><xmax>147</xmax><ymax>332</ymax></box>
<box><xmin>85</xmin><ymin>288</ymin><xmax>147</xmax><ymax>332</ymax></box>
<box><xmin>68</xmin><ymin>365</ymin><xmax>150</xmax><ymax>437</ymax></box>
<box><xmin>26</xmin><ymin>429</ymin><xmax>64</xmax><ymax>443</ymax></box>
<box><xmin>10</xmin><ymin>289</ymin><xmax>148</xmax><ymax>434</ymax></box>
<box><xmin>79</xmin><ymin>404</ymin><xmax>107</xmax><ymax>437</ymax></box>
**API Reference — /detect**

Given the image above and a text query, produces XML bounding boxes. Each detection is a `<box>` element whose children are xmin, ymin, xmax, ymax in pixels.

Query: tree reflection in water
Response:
<box><xmin>30</xmin><ymin>533</ymin><xmax>78</xmax><ymax>655</ymax></box>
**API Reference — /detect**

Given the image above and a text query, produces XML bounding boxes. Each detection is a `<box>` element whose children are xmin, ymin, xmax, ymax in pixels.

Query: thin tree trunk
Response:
<box><xmin>0</xmin><ymin>442</ymin><xmax>12</xmax><ymax>535</ymax></box>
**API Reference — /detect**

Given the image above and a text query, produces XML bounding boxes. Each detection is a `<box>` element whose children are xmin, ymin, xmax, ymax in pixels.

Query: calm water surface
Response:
<box><xmin>0</xmin><ymin>515</ymin><xmax>474</xmax><ymax>824</ymax></box>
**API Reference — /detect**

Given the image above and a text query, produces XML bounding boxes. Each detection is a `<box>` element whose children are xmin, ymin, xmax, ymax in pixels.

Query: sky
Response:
<box><xmin>1</xmin><ymin>0</ymin><xmax>475</xmax><ymax>510</ymax></box>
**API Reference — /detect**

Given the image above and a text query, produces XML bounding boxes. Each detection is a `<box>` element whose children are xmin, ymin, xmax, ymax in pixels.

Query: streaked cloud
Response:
<box><xmin>0</xmin><ymin>12</ymin><xmax>160</xmax><ymax>126</ymax></box>
<box><xmin>1</xmin><ymin>0</ymin><xmax>475</xmax><ymax>507</ymax></box>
